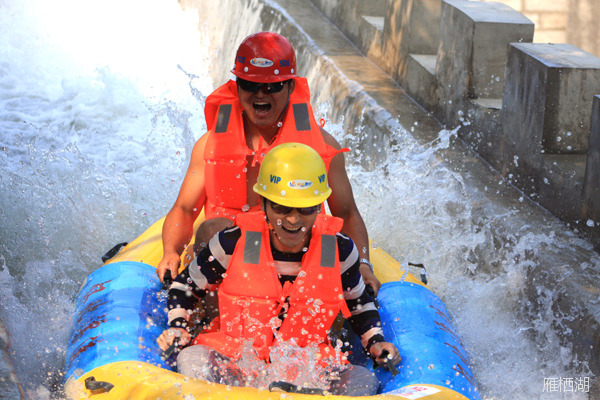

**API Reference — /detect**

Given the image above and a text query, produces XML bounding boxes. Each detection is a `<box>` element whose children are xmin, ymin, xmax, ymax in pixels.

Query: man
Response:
<box><xmin>157</xmin><ymin>143</ymin><xmax>400</xmax><ymax>396</ymax></box>
<box><xmin>157</xmin><ymin>32</ymin><xmax>379</xmax><ymax>293</ymax></box>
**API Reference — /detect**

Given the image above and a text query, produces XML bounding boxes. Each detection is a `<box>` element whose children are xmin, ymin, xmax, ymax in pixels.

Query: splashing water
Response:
<box><xmin>216</xmin><ymin>337</ymin><xmax>345</xmax><ymax>392</ymax></box>
<box><xmin>321</xmin><ymin>114</ymin><xmax>596</xmax><ymax>399</ymax></box>
<box><xmin>0</xmin><ymin>0</ymin><xmax>210</xmax><ymax>398</ymax></box>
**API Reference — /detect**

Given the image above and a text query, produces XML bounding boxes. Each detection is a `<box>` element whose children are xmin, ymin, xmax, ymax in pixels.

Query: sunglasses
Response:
<box><xmin>269</xmin><ymin>201</ymin><xmax>321</xmax><ymax>216</ymax></box>
<box><xmin>237</xmin><ymin>78</ymin><xmax>290</xmax><ymax>94</ymax></box>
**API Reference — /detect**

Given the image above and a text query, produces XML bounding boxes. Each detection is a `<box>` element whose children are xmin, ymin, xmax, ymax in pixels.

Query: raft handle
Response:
<box><xmin>365</xmin><ymin>285</ymin><xmax>379</xmax><ymax>308</ymax></box>
<box><xmin>85</xmin><ymin>376</ymin><xmax>114</xmax><ymax>394</ymax></box>
<box><xmin>372</xmin><ymin>350</ymin><xmax>400</xmax><ymax>377</ymax></box>
<box><xmin>408</xmin><ymin>262</ymin><xmax>427</xmax><ymax>285</ymax></box>
<box><xmin>101</xmin><ymin>242</ymin><xmax>128</xmax><ymax>263</ymax></box>
<box><xmin>161</xmin><ymin>336</ymin><xmax>180</xmax><ymax>360</ymax></box>
<box><xmin>162</xmin><ymin>270</ymin><xmax>173</xmax><ymax>291</ymax></box>
<box><xmin>269</xmin><ymin>381</ymin><xmax>326</xmax><ymax>396</ymax></box>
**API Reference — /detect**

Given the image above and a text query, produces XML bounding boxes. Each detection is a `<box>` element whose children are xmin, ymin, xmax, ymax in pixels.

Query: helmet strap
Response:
<box><xmin>262</xmin><ymin>197</ymin><xmax>274</xmax><ymax>230</ymax></box>
<box><xmin>272</xmin><ymin>81</ymin><xmax>293</xmax><ymax>134</ymax></box>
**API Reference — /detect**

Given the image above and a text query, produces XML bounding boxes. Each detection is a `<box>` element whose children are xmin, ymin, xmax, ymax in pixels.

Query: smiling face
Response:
<box><xmin>263</xmin><ymin>199</ymin><xmax>320</xmax><ymax>253</ymax></box>
<box><xmin>238</xmin><ymin>80</ymin><xmax>294</xmax><ymax>130</ymax></box>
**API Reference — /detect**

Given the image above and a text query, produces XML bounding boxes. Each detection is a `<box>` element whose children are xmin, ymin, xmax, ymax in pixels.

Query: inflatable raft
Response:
<box><xmin>64</xmin><ymin>215</ymin><xmax>481</xmax><ymax>399</ymax></box>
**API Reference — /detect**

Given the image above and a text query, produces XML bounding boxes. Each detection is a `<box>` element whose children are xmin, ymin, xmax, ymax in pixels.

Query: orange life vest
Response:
<box><xmin>192</xmin><ymin>211</ymin><xmax>351</xmax><ymax>363</ymax></box>
<box><xmin>202</xmin><ymin>77</ymin><xmax>345</xmax><ymax>220</ymax></box>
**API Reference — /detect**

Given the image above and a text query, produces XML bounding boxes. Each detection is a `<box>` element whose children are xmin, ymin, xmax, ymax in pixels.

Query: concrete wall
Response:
<box><xmin>308</xmin><ymin>0</ymin><xmax>600</xmax><ymax>250</ymax></box>
<box><xmin>486</xmin><ymin>0</ymin><xmax>600</xmax><ymax>58</ymax></box>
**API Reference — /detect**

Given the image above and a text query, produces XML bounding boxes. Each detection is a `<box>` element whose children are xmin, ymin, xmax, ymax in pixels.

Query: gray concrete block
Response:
<box><xmin>539</xmin><ymin>43</ymin><xmax>600</xmax><ymax>154</ymax></box>
<box><xmin>583</xmin><ymin>95</ymin><xmax>600</xmax><ymax>245</ymax></box>
<box><xmin>502</xmin><ymin>43</ymin><xmax>600</xmax><ymax>228</ymax></box>
<box><xmin>383</xmin><ymin>0</ymin><xmax>442</xmax><ymax>82</ymax></box>
<box><xmin>539</xmin><ymin>153</ymin><xmax>587</xmax><ymax>222</ymax></box>
<box><xmin>355</xmin><ymin>0</ymin><xmax>386</xmax><ymax>16</ymax></box>
<box><xmin>402</xmin><ymin>0</ymin><xmax>442</xmax><ymax>55</ymax></box>
<box><xmin>503</xmin><ymin>43</ymin><xmax>600</xmax><ymax>177</ymax></box>
<box><xmin>363</xmin><ymin>15</ymin><xmax>384</xmax><ymax>32</ymax></box>
<box><xmin>359</xmin><ymin>16</ymin><xmax>385</xmax><ymax>63</ymax></box>
<box><xmin>405</xmin><ymin>54</ymin><xmax>438</xmax><ymax>109</ymax></box>
<box><xmin>465</xmin><ymin>98</ymin><xmax>504</xmax><ymax>170</ymax></box>
<box><xmin>436</xmin><ymin>0</ymin><xmax>533</xmax><ymax>127</ymax></box>
<box><xmin>308</xmin><ymin>0</ymin><xmax>386</xmax><ymax>64</ymax></box>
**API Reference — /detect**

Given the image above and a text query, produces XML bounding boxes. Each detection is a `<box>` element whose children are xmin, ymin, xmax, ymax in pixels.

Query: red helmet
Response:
<box><xmin>231</xmin><ymin>32</ymin><xmax>297</xmax><ymax>83</ymax></box>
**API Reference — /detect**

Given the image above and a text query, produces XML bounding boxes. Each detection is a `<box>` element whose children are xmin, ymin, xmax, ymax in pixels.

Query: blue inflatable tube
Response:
<box><xmin>65</xmin><ymin>261</ymin><xmax>170</xmax><ymax>379</ymax></box>
<box><xmin>66</xmin><ymin>262</ymin><xmax>480</xmax><ymax>399</ymax></box>
<box><xmin>373</xmin><ymin>281</ymin><xmax>481</xmax><ymax>399</ymax></box>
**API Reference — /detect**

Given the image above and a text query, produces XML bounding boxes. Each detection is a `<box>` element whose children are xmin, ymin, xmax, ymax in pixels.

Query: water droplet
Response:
<box><xmin>242</xmin><ymin>204</ymin><xmax>250</xmax><ymax>212</ymax></box>
<box><xmin>276</xmin><ymin>219</ymin><xmax>283</xmax><ymax>226</ymax></box>
<box><xmin>280</xmin><ymin>190</ymin><xmax>286</xmax><ymax>196</ymax></box>
<box><xmin>428</xmin><ymin>364</ymin><xmax>435</xmax><ymax>370</ymax></box>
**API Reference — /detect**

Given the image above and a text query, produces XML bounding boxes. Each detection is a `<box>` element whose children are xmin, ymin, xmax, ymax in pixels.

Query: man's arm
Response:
<box><xmin>157</xmin><ymin>253</ymin><xmax>211</xmax><ymax>352</ymax></box>
<box><xmin>339</xmin><ymin>238</ymin><xmax>400</xmax><ymax>368</ymax></box>
<box><xmin>163</xmin><ymin>230</ymin><xmax>229</xmax><ymax>325</ymax></box>
<box><xmin>158</xmin><ymin>134</ymin><xmax>209</xmax><ymax>282</ymax></box>
<box><xmin>322</xmin><ymin>129</ymin><xmax>381</xmax><ymax>293</ymax></box>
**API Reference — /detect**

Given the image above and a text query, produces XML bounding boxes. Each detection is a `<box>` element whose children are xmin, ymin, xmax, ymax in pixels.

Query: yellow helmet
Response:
<box><xmin>253</xmin><ymin>143</ymin><xmax>331</xmax><ymax>207</ymax></box>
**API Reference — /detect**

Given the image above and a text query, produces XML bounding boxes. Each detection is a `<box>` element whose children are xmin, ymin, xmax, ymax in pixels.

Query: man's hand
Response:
<box><xmin>156</xmin><ymin>328</ymin><xmax>191</xmax><ymax>352</ymax></box>
<box><xmin>369</xmin><ymin>342</ymin><xmax>401</xmax><ymax>370</ymax></box>
<box><xmin>359</xmin><ymin>263</ymin><xmax>382</xmax><ymax>295</ymax></box>
<box><xmin>157</xmin><ymin>252</ymin><xmax>181</xmax><ymax>283</ymax></box>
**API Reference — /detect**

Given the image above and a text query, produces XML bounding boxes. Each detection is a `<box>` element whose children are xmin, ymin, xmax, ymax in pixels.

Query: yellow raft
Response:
<box><xmin>64</xmin><ymin>214</ymin><xmax>480</xmax><ymax>399</ymax></box>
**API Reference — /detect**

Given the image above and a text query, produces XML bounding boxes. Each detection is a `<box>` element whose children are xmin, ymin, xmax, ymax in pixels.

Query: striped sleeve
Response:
<box><xmin>337</xmin><ymin>233</ymin><xmax>384</xmax><ymax>349</ymax></box>
<box><xmin>166</xmin><ymin>226</ymin><xmax>241</xmax><ymax>328</ymax></box>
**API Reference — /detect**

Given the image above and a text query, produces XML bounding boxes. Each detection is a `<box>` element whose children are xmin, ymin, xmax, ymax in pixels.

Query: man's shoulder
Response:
<box><xmin>336</xmin><ymin>232</ymin><xmax>355</xmax><ymax>260</ymax></box>
<box><xmin>319</xmin><ymin>127</ymin><xmax>342</xmax><ymax>150</ymax></box>
<box><xmin>191</xmin><ymin>133</ymin><xmax>210</xmax><ymax>158</ymax></box>
<box><xmin>216</xmin><ymin>225</ymin><xmax>242</xmax><ymax>254</ymax></box>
